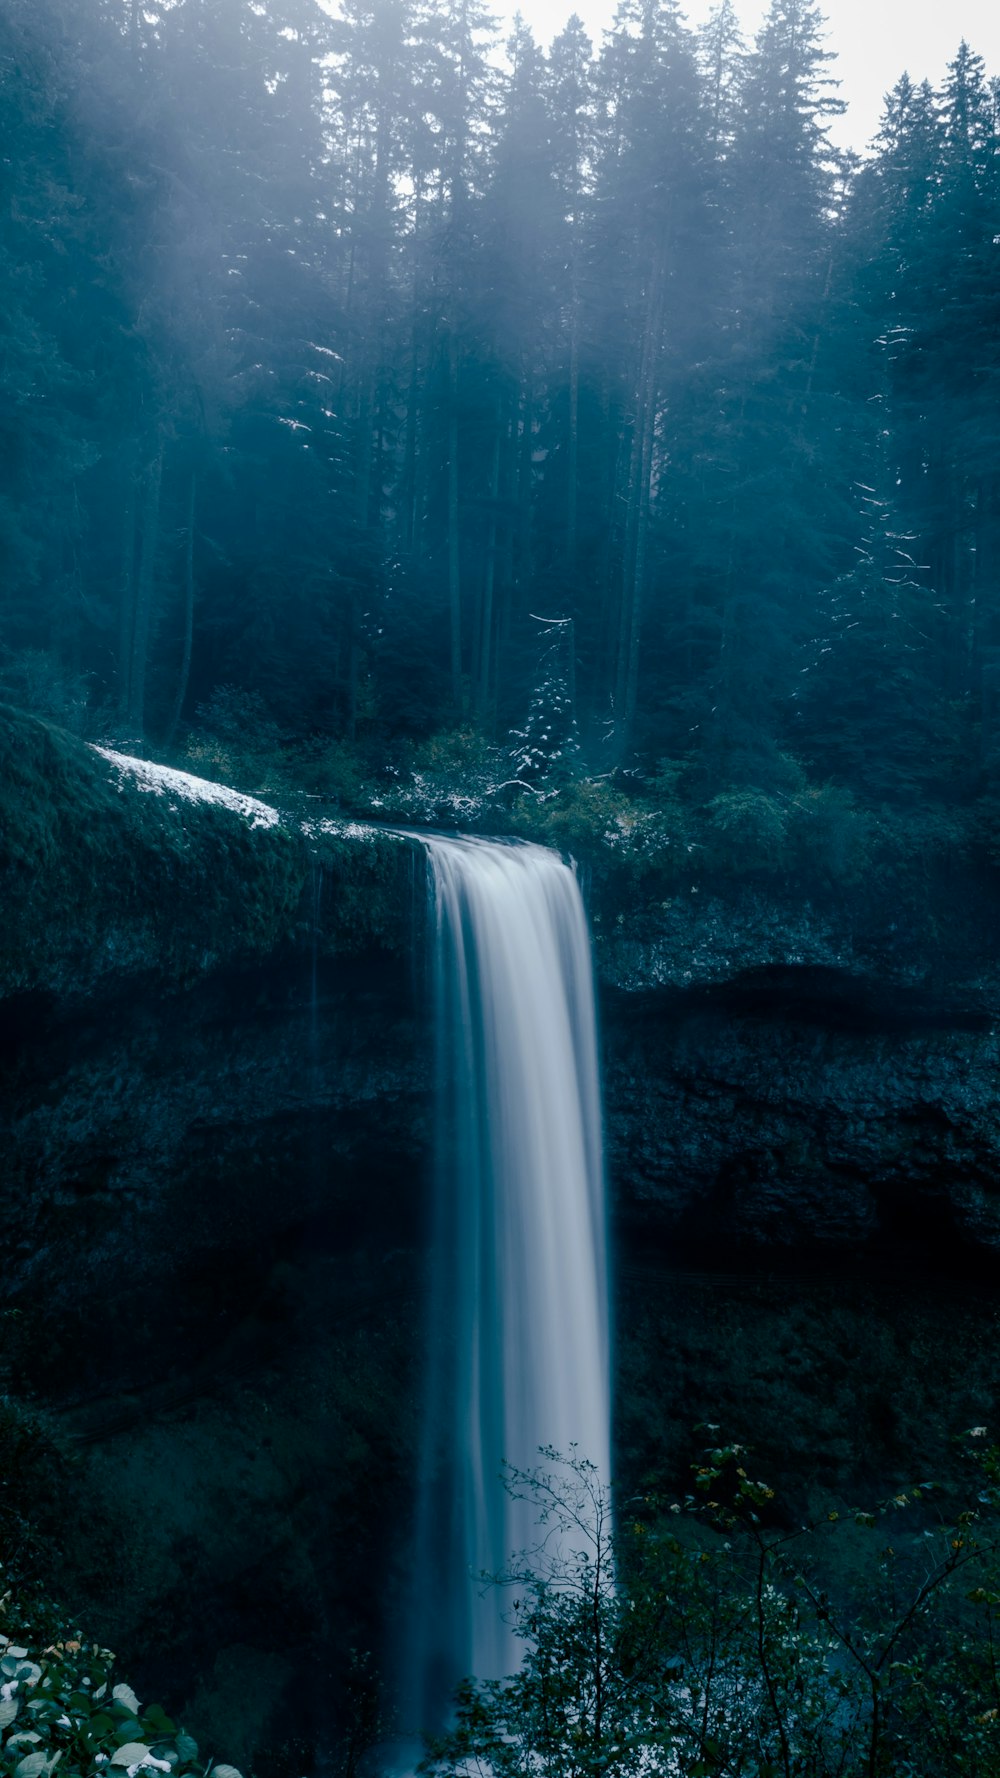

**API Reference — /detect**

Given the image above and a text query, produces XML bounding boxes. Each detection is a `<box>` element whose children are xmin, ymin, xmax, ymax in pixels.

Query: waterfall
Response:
<box><xmin>406</xmin><ymin>834</ymin><xmax>611</xmax><ymax>1725</ymax></box>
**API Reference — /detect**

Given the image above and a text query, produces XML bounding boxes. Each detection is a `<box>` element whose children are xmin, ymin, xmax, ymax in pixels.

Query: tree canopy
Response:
<box><xmin>1</xmin><ymin>0</ymin><xmax>998</xmax><ymax>818</ymax></box>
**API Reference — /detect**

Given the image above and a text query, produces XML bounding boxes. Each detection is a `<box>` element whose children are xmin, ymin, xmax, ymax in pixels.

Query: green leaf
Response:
<box><xmin>15</xmin><ymin>1755</ymin><xmax>49</xmax><ymax>1778</ymax></box>
<box><xmin>143</xmin><ymin>1708</ymin><xmax>175</xmax><ymax>1736</ymax></box>
<box><xmin>0</xmin><ymin>1698</ymin><xmax>20</xmax><ymax>1729</ymax></box>
<box><xmin>111</xmin><ymin>1744</ymin><xmax>151</xmax><ymax>1767</ymax></box>
<box><xmin>112</xmin><ymin>1687</ymin><xmax>141</xmax><ymax>1717</ymax></box>
<box><xmin>174</xmin><ymin>1733</ymin><xmax>198</xmax><ymax>1764</ymax></box>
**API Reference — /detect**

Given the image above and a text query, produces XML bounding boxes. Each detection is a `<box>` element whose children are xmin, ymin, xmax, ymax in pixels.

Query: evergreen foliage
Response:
<box><xmin>0</xmin><ymin>0</ymin><xmax>997</xmax><ymax>832</ymax></box>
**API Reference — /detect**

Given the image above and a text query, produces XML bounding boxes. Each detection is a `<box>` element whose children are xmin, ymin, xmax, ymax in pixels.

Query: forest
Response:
<box><xmin>4</xmin><ymin>1</ymin><xmax>1000</xmax><ymax>1776</ymax></box>
<box><xmin>3</xmin><ymin>0</ymin><xmax>999</xmax><ymax>826</ymax></box>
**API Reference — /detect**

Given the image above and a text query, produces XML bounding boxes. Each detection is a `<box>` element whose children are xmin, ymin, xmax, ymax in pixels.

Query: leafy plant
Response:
<box><xmin>183</xmin><ymin>687</ymin><xmax>287</xmax><ymax>796</ymax></box>
<box><xmin>0</xmin><ymin>1578</ymin><xmax>240</xmax><ymax>1778</ymax></box>
<box><xmin>707</xmin><ymin>789</ymin><xmax>790</xmax><ymax>874</ymax></box>
<box><xmin>422</xmin><ymin>1434</ymin><xmax>1000</xmax><ymax>1778</ymax></box>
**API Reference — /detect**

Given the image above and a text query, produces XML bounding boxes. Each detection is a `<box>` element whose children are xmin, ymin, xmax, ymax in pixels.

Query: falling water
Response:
<box><xmin>406</xmin><ymin>834</ymin><xmax>611</xmax><ymax>1725</ymax></box>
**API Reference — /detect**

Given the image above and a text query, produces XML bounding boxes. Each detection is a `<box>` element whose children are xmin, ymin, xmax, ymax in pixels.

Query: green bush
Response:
<box><xmin>788</xmin><ymin>785</ymin><xmax>870</xmax><ymax>884</ymax></box>
<box><xmin>183</xmin><ymin>687</ymin><xmax>287</xmax><ymax>796</ymax></box>
<box><xmin>288</xmin><ymin>737</ymin><xmax>366</xmax><ymax>807</ymax></box>
<box><xmin>369</xmin><ymin>728</ymin><xmax>500</xmax><ymax>827</ymax></box>
<box><xmin>707</xmin><ymin>788</ymin><xmax>790</xmax><ymax>874</ymax></box>
<box><xmin>509</xmin><ymin>777</ymin><xmax>691</xmax><ymax>879</ymax></box>
<box><xmin>423</xmin><ymin>1434</ymin><xmax>1000</xmax><ymax>1778</ymax></box>
<box><xmin>0</xmin><ymin>1589</ymin><xmax>239</xmax><ymax>1778</ymax></box>
<box><xmin>408</xmin><ymin>728</ymin><xmax>495</xmax><ymax>782</ymax></box>
<box><xmin>0</xmin><ymin>653</ymin><xmax>94</xmax><ymax>738</ymax></box>
<box><xmin>0</xmin><ymin>1401</ymin><xmax>69</xmax><ymax>1591</ymax></box>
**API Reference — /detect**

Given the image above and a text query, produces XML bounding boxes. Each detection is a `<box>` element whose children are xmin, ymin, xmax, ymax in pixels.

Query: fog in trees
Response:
<box><xmin>2</xmin><ymin>0</ymin><xmax>997</xmax><ymax>823</ymax></box>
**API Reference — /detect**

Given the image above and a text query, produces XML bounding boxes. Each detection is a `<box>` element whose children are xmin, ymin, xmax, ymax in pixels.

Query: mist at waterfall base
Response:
<box><xmin>399</xmin><ymin>835</ymin><xmax>612</xmax><ymax>1733</ymax></box>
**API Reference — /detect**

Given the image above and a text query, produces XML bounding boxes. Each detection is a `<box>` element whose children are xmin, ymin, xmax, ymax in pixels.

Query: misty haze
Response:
<box><xmin>2</xmin><ymin>2</ymin><xmax>1000</xmax><ymax>1776</ymax></box>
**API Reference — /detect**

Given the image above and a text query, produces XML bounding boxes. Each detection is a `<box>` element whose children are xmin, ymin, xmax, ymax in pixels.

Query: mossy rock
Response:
<box><xmin>0</xmin><ymin>706</ymin><xmax>412</xmax><ymax>1003</ymax></box>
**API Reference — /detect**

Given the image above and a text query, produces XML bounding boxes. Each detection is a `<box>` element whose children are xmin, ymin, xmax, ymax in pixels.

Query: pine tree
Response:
<box><xmin>593</xmin><ymin>0</ymin><xmax>711</xmax><ymax>751</ymax></box>
<box><xmin>508</xmin><ymin>616</ymin><xmax>581</xmax><ymax>786</ymax></box>
<box><xmin>408</xmin><ymin>0</ymin><xmax>500</xmax><ymax>711</ymax></box>
<box><xmin>690</xmin><ymin>0</ymin><xmax>851</xmax><ymax>777</ymax></box>
<box><xmin>697</xmin><ymin>0</ymin><xmax>745</xmax><ymax>150</ymax></box>
<box><xmin>544</xmin><ymin>15</ymin><xmax>598</xmax><ymax>569</ymax></box>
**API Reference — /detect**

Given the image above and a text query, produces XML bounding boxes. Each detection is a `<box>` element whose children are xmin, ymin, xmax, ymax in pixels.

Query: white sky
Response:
<box><xmin>501</xmin><ymin>0</ymin><xmax>1000</xmax><ymax>150</ymax></box>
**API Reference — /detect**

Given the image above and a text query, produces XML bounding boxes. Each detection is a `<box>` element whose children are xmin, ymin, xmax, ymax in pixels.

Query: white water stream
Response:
<box><xmin>406</xmin><ymin>834</ymin><xmax>611</xmax><ymax>1724</ymax></box>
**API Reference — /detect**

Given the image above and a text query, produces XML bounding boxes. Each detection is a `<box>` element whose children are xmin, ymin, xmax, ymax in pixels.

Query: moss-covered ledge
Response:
<box><xmin>0</xmin><ymin>705</ymin><xmax>411</xmax><ymax>1002</ymax></box>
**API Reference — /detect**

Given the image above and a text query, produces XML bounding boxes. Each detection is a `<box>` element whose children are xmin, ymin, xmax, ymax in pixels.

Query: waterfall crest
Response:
<box><xmin>408</xmin><ymin>834</ymin><xmax>611</xmax><ymax>1723</ymax></box>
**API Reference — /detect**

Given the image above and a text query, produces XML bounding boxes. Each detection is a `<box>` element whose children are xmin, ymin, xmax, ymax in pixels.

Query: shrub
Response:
<box><xmin>0</xmin><ymin>653</ymin><xmax>93</xmax><ymax>737</ymax></box>
<box><xmin>423</xmin><ymin>1434</ymin><xmax>1000</xmax><ymax>1778</ymax></box>
<box><xmin>0</xmin><ymin>1587</ymin><xmax>240</xmax><ymax>1778</ymax></box>
<box><xmin>285</xmin><ymin>736</ymin><xmax>366</xmax><ymax>807</ymax></box>
<box><xmin>706</xmin><ymin>789</ymin><xmax>790</xmax><ymax>874</ymax></box>
<box><xmin>370</xmin><ymin>729</ymin><xmax>501</xmax><ymax>827</ymax></box>
<box><xmin>183</xmin><ymin>686</ymin><xmax>287</xmax><ymax>795</ymax></box>
<box><xmin>788</xmin><ymin>785</ymin><xmax>870</xmax><ymax>884</ymax></box>
<box><xmin>507</xmin><ymin>776</ymin><xmax>691</xmax><ymax>881</ymax></box>
<box><xmin>0</xmin><ymin>1401</ymin><xmax>69</xmax><ymax>1591</ymax></box>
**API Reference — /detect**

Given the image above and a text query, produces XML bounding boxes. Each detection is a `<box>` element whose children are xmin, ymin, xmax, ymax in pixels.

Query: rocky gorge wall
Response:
<box><xmin>3</xmin><ymin>705</ymin><xmax>1000</xmax><ymax>1769</ymax></box>
<box><xmin>605</xmin><ymin>966</ymin><xmax>1000</xmax><ymax>1257</ymax></box>
<box><xmin>1</xmin><ymin>708</ymin><xmax>431</xmax><ymax>1766</ymax></box>
<box><xmin>590</xmin><ymin>848</ymin><xmax>1000</xmax><ymax>1261</ymax></box>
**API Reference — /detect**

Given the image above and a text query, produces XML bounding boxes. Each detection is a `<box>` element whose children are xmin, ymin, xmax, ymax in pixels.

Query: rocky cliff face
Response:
<box><xmin>4</xmin><ymin>707</ymin><xmax>1000</xmax><ymax>1770</ymax></box>
<box><xmin>0</xmin><ymin>703</ymin><xmax>413</xmax><ymax>1001</ymax></box>
<box><xmin>2</xmin><ymin>942</ymin><xmax>431</xmax><ymax>1772</ymax></box>
<box><xmin>8</xmin><ymin>705</ymin><xmax>1000</xmax><ymax>1280</ymax></box>
<box><xmin>603</xmin><ymin>965</ymin><xmax>1000</xmax><ymax>1258</ymax></box>
<box><xmin>589</xmin><ymin>860</ymin><xmax>1000</xmax><ymax>1263</ymax></box>
<box><xmin>1</xmin><ymin>710</ymin><xmax>431</xmax><ymax>1765</ymax></box>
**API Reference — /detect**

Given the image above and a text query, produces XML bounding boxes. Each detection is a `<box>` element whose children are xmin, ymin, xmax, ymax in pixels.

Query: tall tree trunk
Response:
<box><xmin>623</xmin><ymin>392</ymin><xmax>656</xmax><ymax>734</ymax></box>
<box><xmin>117</xmin><ymin>452</ymin><xmax>138</xmax><ymax>722</ymax></box>
<box><xmin>356</xmin><ymin>370</ymin><xmax>374</xmax><ymax>526</ymax></box>
<box><xmin>493</xmin><ymin>411</ymin><xmax>518</xmax><ymax>732</ymax></box>
<box><xmin>402</xmin><ymin>315</ymin><xmax>421</xmax><ymax>554</ymax></box>
<box><xmin>567</xmin><ymin>318</ymin><xmax>580</xmax><ymax>562</ymax></box>
<box><xmin>165</xmin><ymin>466</ymin><xmax>197</xmax><ymax>750</ymax></box>
<box><xmin>447</xmin><ymin>326</ymin><xmax>463</xmax><ymax>711</ymax></box>
<box><xmin>347</xmin><ymin>591</ymin><xmax>360</xmax><ymax>742</ymax></box>
<box><xmin>477</xmin><ymin>410</ymin><xmax>502</xmax><ymax>714</ymax></box>
<box><xmin>126</xmin><ymin>444</ymin><xmax>163</xmax><ymax>738</ymax></box>
<box><xmin>616</xmin><ymin>413</ymin><xmax>644</xmax><ymax>717</ymax></box>
<box><xmin>615</xmin><ymin>251</ymin><xmax>663</xmax><ymax>740</ymax></box>
<box><xmin>516</xmin><ymin>368</ymin><xmax>535</xmax><ymax>604</ymax></box>
<box><xmin>598</xmin><ymin>369</ymin><xmax>624</xmax><ymax>696</ymax></box>
<box><xmin>974</xmin><ymin>473</ymin><xmax>1000</xmax><ymax>662</ymax></box>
